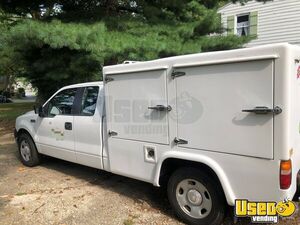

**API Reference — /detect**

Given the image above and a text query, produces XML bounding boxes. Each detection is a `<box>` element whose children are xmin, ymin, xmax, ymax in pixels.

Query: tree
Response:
<box><xmin>0</xmin><ymin>0</ymin><xmax>268</xmax><ymax>101</ymax></box>
<box><xmin>0</xmin><ymin>9</ymin><xmax>23</xmax><ymax>92</ymax></box>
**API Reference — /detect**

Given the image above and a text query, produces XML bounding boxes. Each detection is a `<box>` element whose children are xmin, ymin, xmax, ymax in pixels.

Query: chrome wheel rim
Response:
<box><xmin>20</xmin><ymin>140</ymin><xmax>31</xmax><ymax>161</ymax></box>
<box><xmin>176</xmin><ymin>179</ymin><xmax>212</xmax><ymax>219</ymax></box>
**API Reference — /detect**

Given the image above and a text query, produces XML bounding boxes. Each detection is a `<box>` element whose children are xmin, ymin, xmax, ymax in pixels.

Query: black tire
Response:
<box><xmin>167</xmin><ymin>167</ymin><xmax>226</xmax><ymax>225</ymax></box>
<box><xmin>18</xmin><ymin>132</ymin><xmax>41</xmax><ymax>167</ymax></box>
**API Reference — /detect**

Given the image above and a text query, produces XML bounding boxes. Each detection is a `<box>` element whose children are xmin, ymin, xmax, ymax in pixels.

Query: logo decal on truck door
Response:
<box><xmin>51</xmin><ymin>128</ymin><xmax>64</xmax><ymax>141</ymax></box>
<box><xmin>235</xmin><ymin>199</ymin><xmax>296</xmax><ymax>223</ymax></box>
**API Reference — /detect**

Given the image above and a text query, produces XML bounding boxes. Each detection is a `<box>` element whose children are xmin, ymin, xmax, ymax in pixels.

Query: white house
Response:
<box><xmin>218</xmin><ymin>0</ymin><xmax>300</xmax><ymax>47</ymax></box>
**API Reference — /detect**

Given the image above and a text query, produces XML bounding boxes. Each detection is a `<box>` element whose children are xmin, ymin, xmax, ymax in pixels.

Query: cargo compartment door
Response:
<box><xmin>104</xmin><ymin>69</ymin><xmax>170</xmax><ymax>181</ymax></box>
<box><xmin>174</xmin><ymin>60</ymin><xmax>274</xmax><ymax>159</ymax></box>
<box><xmin>105</xmin><ymin>69</ymin><xmax>169</xmax><ymax>144</ymax></box>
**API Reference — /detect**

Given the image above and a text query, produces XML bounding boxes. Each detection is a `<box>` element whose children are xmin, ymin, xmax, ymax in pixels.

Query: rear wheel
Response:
<box><xmin>18</xmin><ymin>133</ymin><xmax>41</xmax><ymax>167</ymax></box>
<box><xmin>167</xmin><ymin>167</ymin><xmax>225</xmax><ymax>225</ymax></box>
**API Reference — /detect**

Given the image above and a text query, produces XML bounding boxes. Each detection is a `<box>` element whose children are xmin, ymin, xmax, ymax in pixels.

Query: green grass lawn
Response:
<box><xmin>0</xmin><ymin>102</ymin><xmax>35</xmax><ymax>134</ymax></box>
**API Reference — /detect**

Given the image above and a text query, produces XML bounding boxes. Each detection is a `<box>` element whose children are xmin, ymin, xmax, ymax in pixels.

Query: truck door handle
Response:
<box><xmin>242</xmin><ymin>106</ymin><xmax>282</xmax><ymax>115</ymax></box>
<box><xmin>174</xmin><ymin>138</ymin><xmax>188</xmax><ymax>145</ymax></box>
<box><xmin>65</xmin><ymin>122</ymin><xmax>72</xmax><ymax>130</ymax></box>
<box><xmin>148</xmin><ymin>105</ymin><xmax>172</xmax><ymax>112</ymax></box>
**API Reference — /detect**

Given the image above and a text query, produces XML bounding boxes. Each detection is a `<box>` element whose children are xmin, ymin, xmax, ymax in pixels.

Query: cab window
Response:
<box><xmin>47</xmin><ymin>88</ymin><xmax>77</xmax><ymax>117</ymax></box>
<box><xmin>80</xmin><ymin>86</ymin><xmax>99</xmax><ymax>116</ymax></box>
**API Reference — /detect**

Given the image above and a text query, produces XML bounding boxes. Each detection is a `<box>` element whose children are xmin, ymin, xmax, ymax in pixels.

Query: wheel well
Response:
<box><xmin>17</xmin><ymin>128</ymin><xmax>41</xmax><ymax>153</ymax></box>
<box><xmin>159</xmin><ymin>158</ymin><xmax>226</xmax><ymax>198</ymax></box>
<box><xmin>17</xmin><ymin>129</ymin><xmax>33</xmax><ymax>144</ymax></box>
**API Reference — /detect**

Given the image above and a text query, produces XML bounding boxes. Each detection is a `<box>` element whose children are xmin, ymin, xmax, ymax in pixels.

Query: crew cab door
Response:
<box><xmin>35</xmin><ymin>88</ymin><xmax>77</xmax><ymax>162</ymax></box>
<box><xmin>73</xmin><ymin>86</ymin><xmax>104</xmax><ymax>169</ymax></box>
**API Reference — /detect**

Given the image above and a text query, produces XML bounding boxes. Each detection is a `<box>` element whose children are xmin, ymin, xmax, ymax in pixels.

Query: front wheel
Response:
<box><xmin>167</xmin><ymin>167</ymin><xmax>225</xmax><ymax>225</ymax></box>
<box><xmin>18</xmin><ymin>133</ymin><xmax>41</xmax><ymax>167</ymax></box>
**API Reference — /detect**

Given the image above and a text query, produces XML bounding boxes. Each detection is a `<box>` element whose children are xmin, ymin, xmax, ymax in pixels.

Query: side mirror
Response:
<box><xmin>38</xmin><ymin>106</ymin><xmax>45</xmax><ymax>117</ymax></box>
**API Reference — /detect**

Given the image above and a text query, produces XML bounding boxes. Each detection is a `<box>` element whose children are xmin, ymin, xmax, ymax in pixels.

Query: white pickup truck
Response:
<box><xmin>15</xmin><ymin>43</ymin><xmax>300</xmax><ymax>225</ymax></box>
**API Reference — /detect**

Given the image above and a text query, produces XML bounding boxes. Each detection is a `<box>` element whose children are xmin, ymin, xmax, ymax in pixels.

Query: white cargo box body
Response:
<box><xmin>103</xmin><ymin>43</ymin><xmax>300</xmax><ymax>205</ymax></box>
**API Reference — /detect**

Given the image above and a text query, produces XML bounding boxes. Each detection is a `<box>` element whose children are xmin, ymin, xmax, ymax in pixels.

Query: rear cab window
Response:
<box><xmin>80</xmin><ymin>86</ymin><xmax>99</xmax><ymax>116</ymax></box>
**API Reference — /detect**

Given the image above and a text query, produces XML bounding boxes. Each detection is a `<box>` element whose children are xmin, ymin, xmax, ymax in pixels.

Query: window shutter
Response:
<box><xmin>227</xmin><ymin>15</ymin><xmax>235</xmax><ymax>35</ymax></box>
<box><xmin>249</xmin><ymin>11</ymin><xmax>258</xmax><ymax>36</ymax></box>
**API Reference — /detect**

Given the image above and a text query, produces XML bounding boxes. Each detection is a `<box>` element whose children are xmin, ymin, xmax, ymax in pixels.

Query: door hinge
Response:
<box><xmin>174</xmin><ymin>137</ymin><xmax>188</xmax><ymax>145</ymax></box>
<box><xmin>108</xmin><ymin>130</ymin><xmax>118</xmax><ymax>137</ymax></box>
<box><xmin>171</xmin><ymin>71</ymin><xmax>186</xmax><ymax>79</ymax></box>
<box><xmin>105</xmin><ymin>76</ymin><xmax>114</xmax><ymax>83</ymax></box>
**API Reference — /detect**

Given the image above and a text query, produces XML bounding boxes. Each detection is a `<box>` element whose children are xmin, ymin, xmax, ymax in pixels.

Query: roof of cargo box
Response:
<box><xmin>103</xmin><ymin>43</ymin><xmax>300</xmax><ymax>76</ymax></box>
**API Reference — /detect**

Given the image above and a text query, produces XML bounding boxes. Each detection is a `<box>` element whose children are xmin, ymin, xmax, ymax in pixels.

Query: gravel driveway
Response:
<box><xmin>0</xmin><ymin>133</ymin><xmax>299</xmax><ymax>225</ymax></box>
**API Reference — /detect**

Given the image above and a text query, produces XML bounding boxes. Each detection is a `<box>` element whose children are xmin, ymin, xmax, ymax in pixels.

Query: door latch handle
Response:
<box><xmin>148</xmin><ymin>105</ymin><xmax>172</xmax><ymax>112</ymax></box>
<box><xmin>174</xmin><ymin>137</ymin><xmax>188</xmax><ymax>145</ymax></box>
<box><xmin>242</xmin><ymin>106</ymin><xmax>282</xmax><ymax>115</ymax></box>
<box><xmin>108</xmin><ymin>130</ymin><xmax>118</xmax><ymax>137</ymax></box>
<box><xmin>65</xmin><ymin>122</ymin><xmax>72</xmax><ymax>130</ymax></box>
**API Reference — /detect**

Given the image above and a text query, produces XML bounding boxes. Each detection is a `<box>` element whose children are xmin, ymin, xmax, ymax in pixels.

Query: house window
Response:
<box><xmin>236</xmin><ymin>14</ymin><xmax>250</xmax><ymax>36</ymax></box>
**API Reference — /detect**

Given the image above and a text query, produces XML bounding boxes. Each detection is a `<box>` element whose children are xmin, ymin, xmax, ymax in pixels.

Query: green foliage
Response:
<box><xmin>0</xmin><ymin>0</ymin><xmax>263</xmax><ymax>100</ymax></box>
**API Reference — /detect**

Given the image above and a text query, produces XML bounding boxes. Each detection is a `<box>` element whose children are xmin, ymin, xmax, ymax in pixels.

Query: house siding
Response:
<box><xmin>219</xmin><ymin>0</ymin><xmax>300</xmax><ymax>47</ymax></box>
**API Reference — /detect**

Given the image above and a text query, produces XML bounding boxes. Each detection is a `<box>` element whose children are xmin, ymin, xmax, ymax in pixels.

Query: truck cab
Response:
<box><xmin>15</xmin><ymin>82</ymin><xmax>105</xmax><ymax>169</ymax></box>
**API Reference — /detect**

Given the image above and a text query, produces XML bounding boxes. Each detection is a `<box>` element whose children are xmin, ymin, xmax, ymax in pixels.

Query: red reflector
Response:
<box><xmin>280</xmin><ymin>174</ymin><xmax>292</xmax><ymax>189</ymax></box>
<box><xmin>280</xmin><ymin>160</ymin><xmax>292</xmax><ymax>189</ymax></box>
